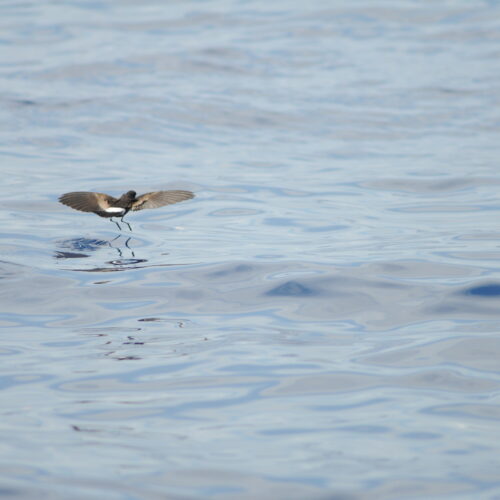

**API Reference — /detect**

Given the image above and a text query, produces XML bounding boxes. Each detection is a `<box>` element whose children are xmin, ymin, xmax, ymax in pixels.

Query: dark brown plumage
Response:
<box><xmin>59</xmin><ymin>190</ymin><xmax>194</xmax><ymax>230</ymax></box>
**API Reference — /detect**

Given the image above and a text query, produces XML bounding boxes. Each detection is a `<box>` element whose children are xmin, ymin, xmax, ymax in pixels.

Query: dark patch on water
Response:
<box><xmin>13</xmin><ymin>99</ymin><xmax>37</xmax><ymax>106</ymax></box>
<box><xmin>54</xmin><ymin>251</ymin><xmax>89</xmax><ymax>259</ymax></box>
<box><xmin>123</xmin><ymin>336</ymin><xmax>144</xmax><ymax>345</ymax></box>
<box><xmin>108</xmin><ymin>258</ymin><xmax>147</xmax><ymax>266</ymax></box>
<box><xmin>266</xmin><ymin>280</ymin><xmax>319</xmax><ymax>297</ymax></box>
<box><xmin>208</xmin><ymin>264</ymin><xmax>253</xmax><ymax>278</ymax></box>
<box><xmin>0</xmin><ymin>487</ymin><xmax>20</xmax><ymax>497</ymax></box>
<box><xmin>59</xmin><ymin>238</ymin><xmax>108</xmax><ymax>252</ymax></box>
<box><xmin>71</xmin><ymin>425</ymin><xmax>100</xmax><ymax>433</ymax></box>
<box><xmin>463</xmin><ymin>284</ymin><xmax>500</xmax><ymax>297</ymax></box>
<box><xmin>70</xmin><ymin>259</ymin><xmax>153</xmax><ymax>272</ymax></box>
<box><xmin>264</xmin><ymin>217</ymin><xmax>295</xmax><ymax>226</ymax></box>
<box><xmin>138</xmin><ymin>318</ymin><xmax>190</xmax><ymax>328</ymax></box>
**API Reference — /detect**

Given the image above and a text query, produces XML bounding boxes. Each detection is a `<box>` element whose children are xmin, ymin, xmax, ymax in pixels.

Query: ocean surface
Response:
<box><xmin>1</xmin><ymin>1</ymin><xmax>500</xmax><ymax>498</ymax></box>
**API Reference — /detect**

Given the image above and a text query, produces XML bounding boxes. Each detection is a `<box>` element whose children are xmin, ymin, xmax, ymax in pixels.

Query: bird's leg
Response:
<box><xmin>120</xmin><ymin>216</ymin><xmax>132</xmax><ymax>232</ymax></box>
<box><xmin>110</xmin><ymin>218</ymin><xmax>122</xmax><ymax>231</ymax></box>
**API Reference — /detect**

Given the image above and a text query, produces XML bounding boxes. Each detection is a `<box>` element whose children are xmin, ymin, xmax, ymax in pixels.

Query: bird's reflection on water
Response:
<box><xmin>109</xmin><ymin>234</ymin><xmax>135</xmax><ymax>258</ymax></box>
<box><xmin>55</xmin><ymin>234</ymin><xmax>147</xmax><ymax>270</ymax></box>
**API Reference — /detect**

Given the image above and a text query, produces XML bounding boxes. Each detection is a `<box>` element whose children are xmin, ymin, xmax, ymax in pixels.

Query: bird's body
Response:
<box><xmin>59</xmin><ymin>189</ymin><xmax>194</xmax><ymax>230</ymax></box>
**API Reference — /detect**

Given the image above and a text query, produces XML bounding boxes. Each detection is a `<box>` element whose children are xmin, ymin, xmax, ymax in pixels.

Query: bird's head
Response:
<box><xmin>126</xmin><ymin>190</ymin><xmax>137</xmax><ymax>199</ymax></box>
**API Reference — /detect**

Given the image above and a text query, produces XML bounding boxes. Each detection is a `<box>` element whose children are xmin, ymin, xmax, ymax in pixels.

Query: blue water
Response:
<box><xmin>1</xmin><ymin>1</ymin><xmax>500</xmax><ymax>498</ymax></box>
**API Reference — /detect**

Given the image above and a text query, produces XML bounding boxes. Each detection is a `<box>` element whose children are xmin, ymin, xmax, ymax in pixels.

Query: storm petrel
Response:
<box><xmin>59</xmin><ymin>190</ymin><xmax>194</xmax><ymax>230</ymax></box>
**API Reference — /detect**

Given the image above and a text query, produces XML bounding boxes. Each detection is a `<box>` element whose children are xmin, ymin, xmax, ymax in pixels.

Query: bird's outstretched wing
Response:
<box><xmin>59</xmin><ymin>192</ymin><xmax>117</xmax><ymax>213</ymax></box>
<box><xmin>131</xmin><ymin>190</ymin><xmax>194</xmax><ymax>211</ymax></box>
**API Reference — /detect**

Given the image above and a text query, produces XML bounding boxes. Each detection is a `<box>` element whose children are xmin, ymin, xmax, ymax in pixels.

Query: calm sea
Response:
<box><xmin>1</xmin><ymin>1</ymin><xmax>500</xmax><ymax>498</ymax></box>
